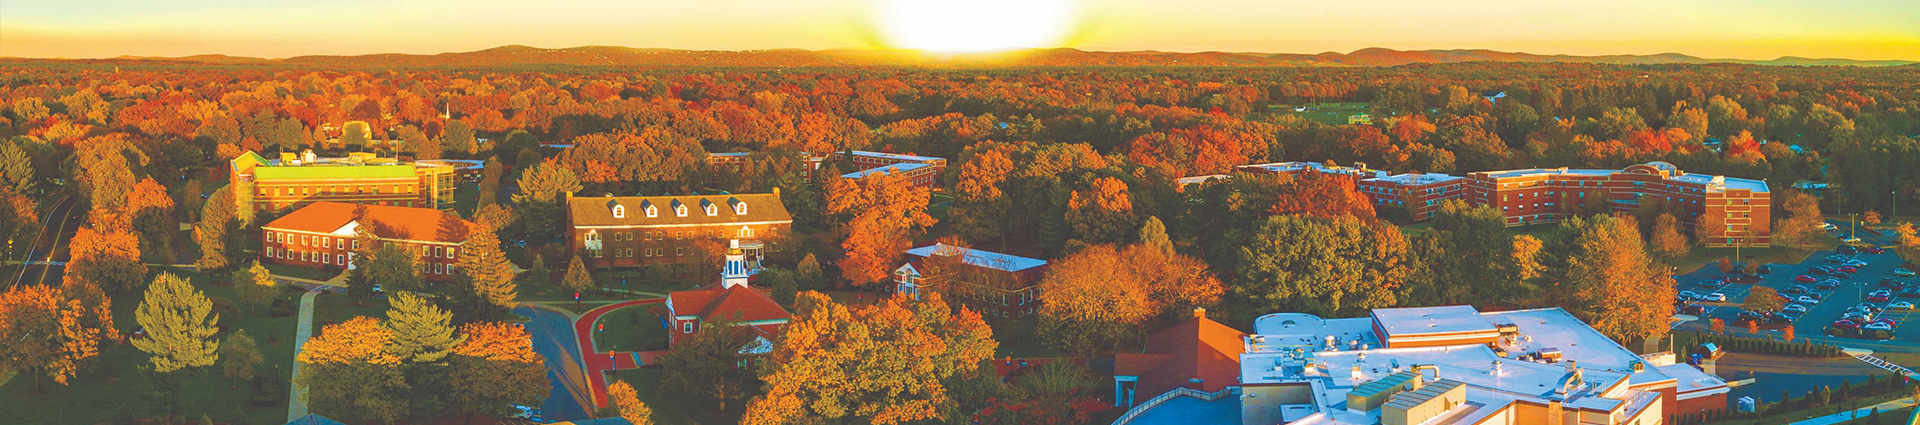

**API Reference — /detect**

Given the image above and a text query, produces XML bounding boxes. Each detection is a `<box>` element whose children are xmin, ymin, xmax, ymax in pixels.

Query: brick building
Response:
<box><xmin>836</xmin><ymin>151</ymin><xmax>945</xmax><ymax>188</ymax></box>
<box><xmin>1358</xmin><ymin>173</ymin><xmax>1469</xmax><ymax>221</ymax></box>
<box><xmin>260</xmin><ymin>201</ymin><xmax>470</xmax><ymax>280</ymax></box>
<box><xmin>1467</xmin><ymin>161</ymin><xmax>1770</xmax><ymax>247</ymax></box>
<box><xmin>565</xmin><ymin>193</ymin><xmax>792</xmax><ymax>269</ymax></box>
<box><xmin>230</xmin><ymin>150</ymin><xmax>457</xmax><ymax>213</ymax></box>
<box><xmin>664</xmin><ymin>240</ymin><xmax>791</xmax><ymax>353</ymax></box>
<box><xmin>892</xmin><ymin>243</ymin><xmax>1047</xmax><ymax>319</ymax></box>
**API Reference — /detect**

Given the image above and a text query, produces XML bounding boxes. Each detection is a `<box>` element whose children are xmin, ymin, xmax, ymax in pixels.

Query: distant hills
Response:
<box><xmin>47</xmin><ymin>45</ymin><xmax>1916</xmax><ymax>68</ymax></box>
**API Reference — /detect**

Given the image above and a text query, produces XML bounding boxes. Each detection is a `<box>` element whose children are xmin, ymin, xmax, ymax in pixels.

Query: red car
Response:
<box><xmin>1839</xmin><ymin>266</ymin><xmax>1860</xmax><ymax>274</ymax></box>
<box><xmin>1869</xmin><ymin>293</ymin><xmax>1892</xmax><ymax>302</ymax></box>
<box><xmin>1796</xmin><ymin>275</ymin><xmax>1818</xmax><ymax>283</ymax></box>
<box><xmin>1833</xmin><ymin>319</ymin><xmax>1862</xmax><ymax>329</ymax></box>
<box><xmin>1865</xmin><ymin>247</ymin><xmax>1886</xmax><ymax>254</ymax></box>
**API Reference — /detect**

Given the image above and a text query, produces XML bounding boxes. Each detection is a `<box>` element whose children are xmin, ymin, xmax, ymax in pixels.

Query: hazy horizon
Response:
<box><xmin>3</xmin><ymin>0</ymin><xmax>1916</xmax><ymax>61</ymax></box>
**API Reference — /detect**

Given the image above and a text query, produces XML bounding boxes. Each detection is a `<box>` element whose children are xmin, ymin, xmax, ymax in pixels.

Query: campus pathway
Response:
<box><xmin>1788</xmin><ymin>397</ymin><xmax>1917</xmax><ymax>425</ymax></box>
<box><xmin>285</xmin><ymin>288</ymin><xmax>322</xmax><ymax>423</ymax></box>
<box><xmin>573</xmin><ymin>299</ymin><xmax>668</xmax><ymax>410</ymax></box>
<box><xmin>517</xmin><ymin>305</ymin><xmax>592</xmax><ymax>422</ymax></box>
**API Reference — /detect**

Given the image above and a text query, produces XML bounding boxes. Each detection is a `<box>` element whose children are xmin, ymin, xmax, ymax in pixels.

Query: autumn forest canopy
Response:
<box><xmin>3</xmin><ymin>57</ymin><xmax>1920</xmax><ymax>423</ymax></box>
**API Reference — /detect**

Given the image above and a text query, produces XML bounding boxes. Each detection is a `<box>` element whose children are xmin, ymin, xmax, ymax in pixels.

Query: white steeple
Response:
<box><xmin>721</xmin><ymin>239</ymin><xmax>749</xmax><ymax>289</ymax></box>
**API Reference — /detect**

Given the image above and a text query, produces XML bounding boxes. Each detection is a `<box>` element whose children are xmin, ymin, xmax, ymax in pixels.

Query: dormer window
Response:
<box><xmin>675</xmin><ymin>204</ymin><xmax>688</xmax><ymax>217</ymax></box>
<box><xmin>704</xmin><ymin>204</ymin><xmax>718</xmax><ymax>216</ymax></box>
<box><xmin>612</xmin><ymin>205</ymin><xmax>626</xmax><ymax>218</ymax></box>
<box><xmin>645</xmin><ymin>205</ymin><xmax>658</xmax><ymax>217</ymax></box>
<box><xmin>730</xmin><ymin>197</ymin><xmax>747</xmax><ymax>215</ymax></box>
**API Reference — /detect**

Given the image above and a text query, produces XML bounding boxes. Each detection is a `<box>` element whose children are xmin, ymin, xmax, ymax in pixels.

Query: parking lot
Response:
<box><xmin>1673</xmin><ymin>235</ymin><xmax>1918</xmax><ymax>352</ymax></box>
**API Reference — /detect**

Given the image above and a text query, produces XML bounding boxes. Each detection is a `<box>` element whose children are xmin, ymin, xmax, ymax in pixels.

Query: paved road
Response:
<box><xmin>519</xmin><ymin>305</ymin><xmax>593</xmax><ymax>422</ymax></box>
<box><xmin>286</xmin><ymin>288</ymin><xmax>322</xmax><ymax>422</ymax></box>
<box><xmin>9</xmin><ymin>195</ymin><xmax>80</xmax><ymax>288</ymax></box>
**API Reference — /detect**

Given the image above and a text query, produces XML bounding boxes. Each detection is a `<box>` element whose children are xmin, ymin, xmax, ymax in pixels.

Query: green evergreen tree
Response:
<box><xmin>1137</xmin><ymin>215</ymin><xmax>1174</xmax><ymax>256</ymax></box>
<box><xmin>219</xmin><ymin>330</ymin><xmax>261</xmax><ymax>388</ymax></box>
<box><xmin>385</xmin><ymin>291</ymin><xmax>465</xmax><ymax>363</ymax></box>
<box><xmin>131</xmin><ymin>273</ymin><xmax>221</xmax><ymax>373</ymax></box>
<box><xmin>453</xmin><ymin>224</ymin><xmax>518</xmax><ymax>321</ymax></box>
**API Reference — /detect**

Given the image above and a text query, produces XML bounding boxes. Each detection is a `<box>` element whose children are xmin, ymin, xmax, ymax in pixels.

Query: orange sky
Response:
<box><xmin>1</xmin><ymin>0</ymin><xmax>1915</xmax><ymax>60</ymax></box>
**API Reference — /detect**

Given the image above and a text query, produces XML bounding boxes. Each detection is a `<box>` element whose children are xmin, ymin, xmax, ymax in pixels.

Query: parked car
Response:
<box><xmin>1864</xmin><ymin>247</ymin><xmax>1886</xmax><ymax>254</ymax></box>
<box><xmin>1825</xmin><ymin>256</ymin><xmax>1848</xmax><ymax>264</ymax></box>
<box><xmin>1839</xmin><ymin>265</ymin><xmax>1860</xmax><ymax>274</ymax></box>
<box><xmin>1833</xmin><ymin>319</ymin><xmax>1862</xmax><ymax>329</ymax></box>
<box><xmin>1834</xmin><ymin>271</ymin><xmax>1854</xmax><ymax>279</ymax></box>
<box><xmin>1678</xmin><ymin>290</ymin><xmax>1702</xmax><ymax>300</ymax></box>
<box><xmin>1818</xmin><ymin>280</ymin><xmax>1841</xmax><ymax>290</ymax></box>
<box><xmin>1757</xmin><ymin>264</ymin><xmax>1774</xmax><ymax>274</ymax></box>
<box><xmin>1869</xmin><ymin>292</ymin><xmax>1893</xmax><ymax>302</ymax></box>
<box><xmin>1680</xmin><ymin>305</ymin><xmax>1707</xmax><ymax>315</ymax></box>
<box><xmin>1770</xmin><ymin>312</ymin><xmax>1800</xmax><ymax>323</ymax></box>
<box><xmin>1797</xmin><ymin>295</ymin><xmax>1821</xmax><ymax>304</ymax></box>
<box><xmin>1866</xmin><ymin>321</ymin><xmax>1895</xmax><ymax>331</ymax></box>
<box><xmin>1738</xmin><ymin>310</ymin><xmax>1766</xmax><ymax>322</ymax></box>
<box><xmin>1893</xmin><ymin>301</ymin><xmax>1918</xmax><ymax>311</ymax></box>
<box><xmin>1705</xmin><ymin>293</ymin><xmax>1727</xmax><ymax>302</ymax></box>
<box><xmin>1796</xmin><ymin>275</ymin><xmax>1818</xmax><ymax>283</ymax></box>
<box><xmin>1896</xmin><ymin>268</ymin><xmax>1917</xmax><ymax>277</ymax></box>
<box><xmin>1846</xmin><ymin>259</ymin><xmax>1869</xmax><ymax>267</ymax></box>
<box><xmin>1838</xmin><ymin>245</ymin><xmax>1859</xmax><ymax>254</ymax></box>
<box><xmin>1875</xmin><ymin>318</ymin><xmax>1898</xmax><ymax>327</ymax></box>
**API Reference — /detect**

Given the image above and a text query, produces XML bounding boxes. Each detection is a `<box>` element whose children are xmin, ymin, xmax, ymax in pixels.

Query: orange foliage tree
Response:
<box><xmin>1036</xmin><ymin>243</ymin><xmax>1224</xmax><ymax>357</ymax></box>
<box><xmin>295</xmin><ymin>317</ymin><xmax>410</xmax><ymax>423</ymax></box>
<box><xmin>0</xmin><ymin>284</ymin><xmax>112</xmax><ymax>389</ymax></box>
<box><xmin>1064</xmin><ymin>176</ymin><xmax>1138</xmax><ymax>245</ymax></box>
<box><xmin>447</xmin><ymin>322</ymin><xmax>551</xmax><ymax>421</ymax></box>
<box><xmin>741</xmin><ymin>291</ymin><xmax>995</xmax><ymax>425</ymax></box>
<box><xmin>825</xmin><ymin>173</ymin><xmax>935</xmax><ymax>286</ymax></box>
<box><xmin>1270</xmin><ymin>173</ymin><xmax>1376</xmax><ymax>219</ymax></box>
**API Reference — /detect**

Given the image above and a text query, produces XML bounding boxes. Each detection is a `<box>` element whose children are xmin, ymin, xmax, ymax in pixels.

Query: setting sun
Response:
<box><xmin>877</xmin><ymin>0</ymin><xmax>1075</xmax><ymax>52</ymax></box>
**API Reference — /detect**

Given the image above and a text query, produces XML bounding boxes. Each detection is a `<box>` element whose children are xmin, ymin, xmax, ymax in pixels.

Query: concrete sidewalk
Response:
<box><xmin>1790</xmin><ymin>397</ymin><xmax>1917</xmax><ymax>425</ymax></box>
<box><xmin>285</xmin><ymin>289</ymin><xmax>321</xmax><ymax>422</ymax></box>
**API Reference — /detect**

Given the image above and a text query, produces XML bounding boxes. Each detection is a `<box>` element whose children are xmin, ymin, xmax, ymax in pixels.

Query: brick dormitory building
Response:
<box><xmin>230</xmin><ymin>150</ymin><xmax>458</xmax><ymax>213</ymax></box>
<box><xmin>707</xmin><ymin>150</ymin><xmax>947</xmax><ymax>189</ymax></box>
<box><xmin>260</xmin><ymin>201</ymin><xmax>471</xmax><ymax>280</ymax></box>
<box><xmin>1187</xmin><ymin>160</ymin><xmax>1769</xmax><ymax>246</ymax></box>
<box><xmin>565</xmin><ymin>192</ymin><xmax>793</xmax><ymax>270</ymax></box>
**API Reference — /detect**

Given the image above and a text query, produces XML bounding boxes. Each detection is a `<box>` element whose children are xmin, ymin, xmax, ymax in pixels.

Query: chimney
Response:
<box><xmin>773</xmin><ymin>186</ymin><xmax>781</xmax><ymax>196</ymax></box>
<box><xmin>1193</xmin><ymin>307</ymin><xmax>1207</xmax><ymax>319</ymax></box>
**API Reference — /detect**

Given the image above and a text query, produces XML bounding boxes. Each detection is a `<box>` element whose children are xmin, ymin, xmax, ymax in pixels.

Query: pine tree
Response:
<box><xmin>520</xmin><ymin>253</ymin><xmax>552</xmax><ymax>287</ymax></box>
<box><xmin>477</xmin><ymin>157</ymin><xmax>502</xmax><ymax>208</ymax></box>
<box><xmin>231</xmin><ymin>261</ymin><xmax>278</xmax><ymax>314</ymax></box>
<box><xmin>385</xmin><ymin>291</ymin><xmax>465</xmax><ymax>363</ymax></box>
<box><xmin>194</xmin><ymin>186</ymin><xmax>237</xmax><ymax>272</ymax></box>
<box><xmin>796</xmin><ymin>253</ymin><xmax>824</xmax><ymax>291</ymax></box>
<box><xmin>454</xmin><ymin>223</ymin><xmax>517</xmax><ymax>321</ymax></box>
<box><xmin>131</xmin><ymin>273</ymin><xmax>221</xmax><ymax>373</ymax></box>
<box><xmin>561</xmin><ymin>255</ymin><xmax>593</xmax><ymax>298</ymax></box>
<box><xmin>1137</xmin><ymin>215</ymin><xmax>1174</xmax><ymax>256</ymax></box>
<box><xmin>219</xmin><ymin>330</ymin><xmax>262</xmax><ymax>388</ymax></box>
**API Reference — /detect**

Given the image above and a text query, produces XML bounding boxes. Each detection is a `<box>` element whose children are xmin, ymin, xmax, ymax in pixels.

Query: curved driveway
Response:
<box><xmin>518</xmin><ymin>305</ymin><xmax>593</xmax><ymax>422</ymax></box>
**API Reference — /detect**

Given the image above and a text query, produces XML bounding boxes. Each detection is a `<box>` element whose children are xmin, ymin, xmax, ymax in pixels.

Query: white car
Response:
<box><xmin>1846</xmin><ymin>260</ymin><xmax>1869</xmax><ymax>267</ymax></box>
<box><xmin>1678</xmin><ymin>291</ymin><xmax>1701</xmax><ymax>300</ymax></box>
<box><xmin>1889</xmin><ymin>301</ymin><xmax>1915</xmax><ymax>311</ymax></box>
<box><xmin>1867</xmin><ymin>322</ymin><xmax>1895</xmax><ymax>331</ymax></box>
<box><xmin>1896</xmin><ymin>269</ymin><xmax>1916</xmax><ymax>277</ymax></box>
<box><xmin>1784</xmin><ymin>304</ymin><xmax>1810</xmax><ymax>313</ymax></box>
<box><xmin>1797</xmin><ymin>296</ymin><xmax>1820</xmax><ymax>304</ymax></box>
<box><xmin>1705</xmin><ymin>293</ymin><xmax>1727</xmax><ymax>302</ymax></box>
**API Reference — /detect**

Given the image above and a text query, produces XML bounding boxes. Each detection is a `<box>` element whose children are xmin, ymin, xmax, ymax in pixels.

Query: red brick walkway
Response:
<box><xmin>574</xmin><ymin>299</ymin><xmax>668</xmax><ymax>409</ymax></box>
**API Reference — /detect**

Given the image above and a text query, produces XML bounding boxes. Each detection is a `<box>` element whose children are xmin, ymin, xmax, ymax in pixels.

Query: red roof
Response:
<box><xmin>668</xmin><ymin>283</ymin><xmax>791</xmax><ymax>325</ymax></box>
<box><xmin>263</xmin><ymin>201</ymin><xmax>470</xmax><ymax>243</ymax></box>
<box><xmin>1124</xmin><ymin>316</ymin><xmax>1246</xmax><ymax>404</ymax></box>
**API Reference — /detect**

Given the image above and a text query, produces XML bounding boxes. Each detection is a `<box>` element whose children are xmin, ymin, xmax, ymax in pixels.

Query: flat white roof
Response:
<box><xmin>1371</xmin><ymin>306</ymin><xmax>1498</xmax><ymax>339</ymax></box>
<box><xmin>1178</xmin><ymin>174</ymin><xmax>1231</xmax><ymax>185</ymax></box>
<box><xmin>903</xmin><ymin>243</ymin><xmax>1046</xmax><ymax>273</ymax></box>
<box><xmin>1364</xmin><ymin>173</ymin><xmax>1464</xmax><ymax>186</ymax></box>
<box><xmin>849</xmin><ymin>150</ymin><xmax>944</xmax><ymax>163</ymax></box>
<box><xmin>842</xmin><ymin>162</ymin><xmax>932</xmax><ymax>179</ymax></box>
<box><xmin>1240</xmin><ymin>161</ymin><xmax>1387</xmax><ymax>179</ymax></box>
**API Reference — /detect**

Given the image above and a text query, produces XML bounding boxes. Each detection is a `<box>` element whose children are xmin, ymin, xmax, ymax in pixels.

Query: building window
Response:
<box><xmin>646</xmin><ymin>206</ymin><xmax>658</xmax><ymax>217</ymax></box>
<box><xmin>735</xmin><ymin>202</ymin><xmax>747</xmax><ymax>215</ymax></box>
<box><xmin>353</xmin><ymin>240</ymin><xmax>361</xmax><ymax>249</ymax></box>
<box><xmin>301</xmin><ymin>235</ymin><xmax>309</xmax><ymax>246</ymax></box>
<box><xmin>683</xmin><ymin>322</ymin><xmax>694</xmax><ymax>333</ymax></box>
<box><xmin>322</xmin><ymin>238</ymin><xmax>330</xmax><ymax>248</ymax></box>
<box><xmin>338</xmin><ymin>255</ymin><xmax>346</xmax><ymax>266</ymax></box>
<box><xmin>322</xmin><ymin>253</ymin><xmax>330</xmax><ymax>263</ymax></box>
<box><xmin>447</xmin><ymin>247</ymin><xmax>456</xmax><ymax>258</ymax></box>
<box><xmin>676</xmin><ymin>247</ymin><xmax>685</xmax><ymax>256</ymax></box>
<box><xmin>266</xmin><ymin>247</ymin><xmax>274</xmax><ymax>257</ymax></box>
<box><xmin>704</xmin><ymin>204</ymin><xmax>718</xmax><ymax>216</ymax></box>
<box><xmin>676</xmin><ymin>205</ymin><xmax>688</xmax><ymax>217</ymax></box>
<box><xmin>613</xmin><ymin>205</ymin><xmax>626</xmax><ymax>218</ymax></box>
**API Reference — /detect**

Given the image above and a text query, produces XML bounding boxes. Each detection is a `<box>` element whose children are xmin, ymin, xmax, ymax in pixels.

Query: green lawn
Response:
<box><xmin>1663</xmin><ymin>243</ymin><xmax>1832</xmax><ymax>275</ymax></box>
<box><xmin>452</xmin><ymin>184</ymin><xmax>480</xmax><ymax>218</ymax></box>
<box><xmin>590</xmin><ymin>305</ymin><xmax>670</xmax><ymax>353</ymax></box>
<box><xmin>0</xmin><ymin>266</ymin><xmax>300</xmax><ymax>425</ymax></box>
<box><xmin>1704</xmin><ymin>391</ymin><xmax>1911</xmax><ymax>425</ymax></box>
<box><xmin>607</xmin><ymin>368</ymin><xmax>741</xmax><ymax>425</ymax></box>
<box><xmin>1267</xmin><ymin>102</ymin><xmax>1374</xmax><ymax>125</ymax></box>
<box><xmin>312</xmin><ymin>293</ymin><xmax>391</xmax><ymax>327</ymax></box>
<box><xmin>262</xmin><ymin>263</ymin><xmax>339</xmax><ymax>282</ymax></box>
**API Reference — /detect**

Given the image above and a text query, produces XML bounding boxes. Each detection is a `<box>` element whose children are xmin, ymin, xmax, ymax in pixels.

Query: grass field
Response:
<box><xmin>0</xmin><ymin>267</ymin><xmax>301</xmax><ymax>425</ymax></box>
<box><xmin>607</xmin><ymin>368</ymin><xmax>741</xmax><ymax>425</ymax></box>
<box><xmin>263</xmin><ymin>263</ymin><xmax>340</xmax><ymax>282</ymax></box>
<box><xmin>590</xmin><ymin>304</ymin><xmax>669</xmax><ymax>353</ymax></box>
<box><xmin>1268</xmin><ymin>102</ymin><xmax>1373</xmax><ymax>125</ymax></box>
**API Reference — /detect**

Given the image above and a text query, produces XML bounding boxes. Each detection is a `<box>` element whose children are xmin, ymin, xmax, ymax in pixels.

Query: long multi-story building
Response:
<box><xmin>1358</xmin><ymin>173</ymin><xmax>1469</xmax><ymax>221</ymax></box>
<box><xmin>892</xmin><ymin>243</ymin><xmax>1048</xmax><ymax>319</ymax></box>
<box><xmin>260</xmin><ymin>201</ymin><xmax>469</xmax><ymax>280</ymax></box>
<box><xmin>1114</xmin><ymin>305</ymin><xmax>1729</xmax><ymax>425</ymax></box>
<box><xmin>1468</xmin><ymin>161</ymin><xmax>1770</xmax><ymax>247</ymax></box>
<box><xmin>707</xmin><ymin>150</ymin><xmax>947</xmax><ymax>189</ymax></box>
<box><xmin>230</xmin><ymin>150</ymin><xmax>457</xmax><ymax>213</ymax></box>
<box><xmin>565</xmin><ymin>192</ymin><xmax>792</xmax><ymax>269</ymax></box>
